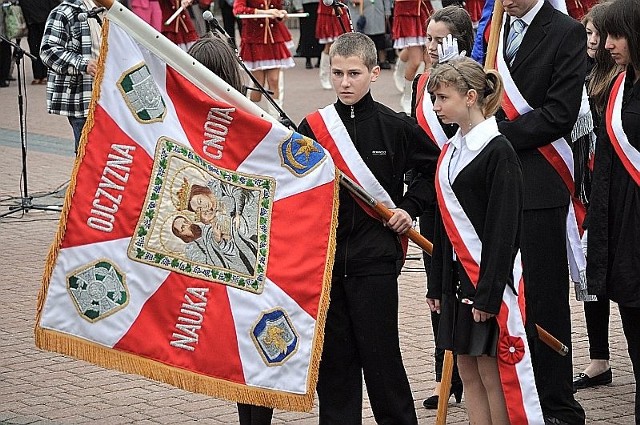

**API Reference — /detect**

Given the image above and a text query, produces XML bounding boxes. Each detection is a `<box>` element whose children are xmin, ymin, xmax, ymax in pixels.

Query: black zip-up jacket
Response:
<box><xmin>298</xmin><ymin>92</ymin><xmax>440</xmax><ymax>276</ymax></box>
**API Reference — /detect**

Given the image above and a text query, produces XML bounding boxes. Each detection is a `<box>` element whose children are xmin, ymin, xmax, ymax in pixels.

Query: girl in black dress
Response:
<box><xmin>426</xmin><ymin>57</ymin><xmax>540</xmax><ymax>424</ymax></box>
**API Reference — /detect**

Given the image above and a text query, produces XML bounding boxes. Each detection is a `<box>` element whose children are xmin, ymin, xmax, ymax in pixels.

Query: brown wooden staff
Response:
<box><xmin>484</xmin><ymin>0</ymin><xmax>505</xmax><ymax>71</ymax></box>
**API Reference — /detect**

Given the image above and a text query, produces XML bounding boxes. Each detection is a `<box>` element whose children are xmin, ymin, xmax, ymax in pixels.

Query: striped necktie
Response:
<box><xmin>505</xmin><ymin>19</ymin><xmax>526</xmax><ymax>65</ymax></box>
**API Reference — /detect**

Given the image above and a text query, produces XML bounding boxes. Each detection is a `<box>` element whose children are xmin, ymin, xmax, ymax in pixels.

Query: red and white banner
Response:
<box><xmin>494</xmin><ymin>30</ymin><xmax>587</xmax><ymax>289</ymax></box>
<box><xmin>35</xmin><ymin>6</ymin><xmax>338</xmax><ymax>412</ymax></box>
<box><xmin>435</xmin><ymin>142</ymin><xmax>544</xmax><ymax>425</ymax></box>
<box><xmin>606</xmin><ymin>71</ymin><xmax>640</xmax><ymax>186</ymax></box>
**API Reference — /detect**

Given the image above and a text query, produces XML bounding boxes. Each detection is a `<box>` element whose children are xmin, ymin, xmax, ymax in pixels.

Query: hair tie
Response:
<box><xmin>447</xmin><ymin>61</ymin><xmax>471</xmax><ymax>90</ymax></box>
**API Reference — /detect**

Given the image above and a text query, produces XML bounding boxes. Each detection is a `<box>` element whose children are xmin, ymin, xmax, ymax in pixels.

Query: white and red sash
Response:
<box><xmin>606</xmin><ymin>71</ymin><xmax>640</xmax><ymax>186</ymax></box>
<box><xmin>305</xmin><ymin>105</ymin><xmax>410</xmax><ymax>253</ymax></box>
<box><xmin>494</xmin><ymin>26</ymin><xmax>587</xmax><ymax>287</ymax></box>
<box><xmin>415</xmin><ymin>72</ymin><xmax>448</xmax><ymax>149</ymax></box>
<box><xmin>435</xmin><ymin>142</ymin><xmax>544</xmax><ymax>425</ymax></box>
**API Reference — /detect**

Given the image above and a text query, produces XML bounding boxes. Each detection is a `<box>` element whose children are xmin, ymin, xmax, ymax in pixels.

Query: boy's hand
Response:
<box><xmin>385</xmin><ymin>208</ymin><xmax>412</xmax><ymax>234</ymax></box>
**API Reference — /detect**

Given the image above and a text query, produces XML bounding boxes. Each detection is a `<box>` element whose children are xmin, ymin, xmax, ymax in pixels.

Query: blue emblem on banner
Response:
<box><xmin>279</xmin><ymin>132</ymin><xmax>326</xmax><ymax>177</ymax></box>
<box><xmin>252</xmin><ymin>309</ymin><xmax>299</xmax><ymax>365</ymax></box>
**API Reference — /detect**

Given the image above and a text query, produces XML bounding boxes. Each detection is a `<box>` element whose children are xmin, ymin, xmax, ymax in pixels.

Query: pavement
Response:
<box><xmin>0</xmin><ymin>23</ymin><xmax>636</xmax><ymax>425</ymax></box>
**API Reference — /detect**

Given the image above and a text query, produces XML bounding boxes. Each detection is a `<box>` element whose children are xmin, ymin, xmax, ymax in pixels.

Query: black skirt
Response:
<box><xmin>436</xmin><ymin>262</ymin><xmax>499</xmax><ymax>357</ymax></box>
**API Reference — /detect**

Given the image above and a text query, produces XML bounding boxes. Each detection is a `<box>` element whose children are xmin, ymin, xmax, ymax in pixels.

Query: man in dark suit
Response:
<box><xmin>495</xmin><ymin>0</ymin><xmax>587</xmax><ymax>423</ymax></box>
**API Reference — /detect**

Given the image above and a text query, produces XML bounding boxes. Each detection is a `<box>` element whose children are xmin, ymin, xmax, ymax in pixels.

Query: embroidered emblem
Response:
<box><xmin>279</xmin><ymin>131</ymin><xmax>326</xmax><ymax>177</ymax></box>
<box><xmin>498</xmin><ymin>334</ymin><xmax>525</xmax><ymax>365</ymax></box>
<box><xmin>252</xmin><ymin>309</ymin><xmax>299</xmax><ymax>366</ymax></box>
<box><xmin>128</xmin><ymin>137</ymin><xmax>274</xmax><ymax>294</ymax></box>
<box><xmin>371</xmin><ymin>150</ymin><xmax>387</xmax><ymax>156</ymax></box>
<box><xmin>118</xmin><ymin>62</ymin><xmax>166</xmax><ymax>123</ymax></box>
<box><xmin>67</xmin><ymin>260</ymin><xmax>128</xmax><ymax>322</ymax></box>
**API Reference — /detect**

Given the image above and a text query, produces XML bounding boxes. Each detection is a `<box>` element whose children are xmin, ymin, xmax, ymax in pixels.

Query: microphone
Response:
<box><xmin>78</xmin><ymin>6</ymin><xmax>107</xmax><ymax>23</ymax></box>
<box><xmin>203</xmin><ymin>10</ymin><xmax>225</xmax><ymax>36</ymax></box>
<box><xmin>322</xmin><ymin>0</ymin><xmax>347</xmax><ymax>7</ymax></box>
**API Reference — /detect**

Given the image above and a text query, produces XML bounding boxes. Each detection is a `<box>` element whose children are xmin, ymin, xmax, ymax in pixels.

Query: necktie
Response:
<box><xmin>505</xmin><ymin>19</ymin><xmax>526</xmax><ymax>65</ymax></box>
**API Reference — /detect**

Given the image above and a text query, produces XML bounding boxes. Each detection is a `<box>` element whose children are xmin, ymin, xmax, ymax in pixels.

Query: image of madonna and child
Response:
<box><xmin>171</xmin><ymin>177</ymin><xmax>259</xmax><ymax>276</ymax></box>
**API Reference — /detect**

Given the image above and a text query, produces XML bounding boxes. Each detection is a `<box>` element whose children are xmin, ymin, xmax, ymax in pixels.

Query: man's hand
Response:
<box><xmin>86</xmin><ymin>59</ymin><xmax>98</xmax><ymax>77</ymax></box>
<box><xmin>385</xmin><ymin>208</ymin><xmax>412</xmax><ymax>234</ymax></box>
<box><xmin>438</xmin><ymin>33</ymin><xmax>467</xmax><ymax>64</ymax></box>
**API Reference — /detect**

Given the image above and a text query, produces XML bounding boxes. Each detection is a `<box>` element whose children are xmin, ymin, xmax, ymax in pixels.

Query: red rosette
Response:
<box><xmin>499</xmin><ymin>334</ymin><xmax>525</xmax><ymax>365</ymax></box>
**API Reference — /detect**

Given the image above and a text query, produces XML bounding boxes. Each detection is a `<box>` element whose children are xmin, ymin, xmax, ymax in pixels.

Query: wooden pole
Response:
<box><xmin>435</xmin><ymin>350</ymin><xmax>454</xmax><ymax>425</ymax></box>
<box><xmin>484</xmin><ymin>0</ymin><xmax>504</xmax><ymax>71</ymax></box>
<box><xmin>94</xmin><ymin>0</ymin><xmax>114</xmax><ymax>8</ymax></box>
<box><xmin>338</xmin><ymin>173</ymin><xmax>433</xmax><ymax>255</ymax></box>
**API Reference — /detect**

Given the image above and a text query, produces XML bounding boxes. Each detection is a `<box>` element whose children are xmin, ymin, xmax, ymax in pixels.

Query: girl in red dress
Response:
<box><xmin>392</xmin><ymin>0</ymin><xmax>432</xmax><ymax>113</ymax></box>
<box><xmin>233</xmin><ymin>0</ymin><xmax>294</xmax><ymax>109</ymax></box>
<box><xmin>159</xmin><ymin>0</ymin><xmax>199</xmax><ymax>51</ymax></box>
<box><xmin>315</xmin><ymin>1</ymin><xmax>351</xmax><ymax>89</ymax></box>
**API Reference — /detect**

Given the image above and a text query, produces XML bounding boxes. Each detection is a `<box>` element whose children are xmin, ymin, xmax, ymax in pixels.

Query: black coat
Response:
<box><xmin>587</xmin><ymin>67</ymin><xmax>640</xmax><ymax>308</ymax></box>
<box><xmin>19</xmin><ymin>0</ymin><xmax>60</xmax><ymax>25</ymax></box>
<box><xmin>298</xmin><ymin>92</ymin><xmax>440</xmax><ymax>276</ymax></box>
<box><xmin>496</xmin><ymin>1</ymin><xmax>587</xmax><ymax>210</ymax></box>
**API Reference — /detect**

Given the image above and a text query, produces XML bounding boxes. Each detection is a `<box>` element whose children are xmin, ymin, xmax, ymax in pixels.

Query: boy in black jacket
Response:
<box><xmin>297</xmin><ymin>32</ymin><xmax>439</xmax><ymax>425</ymax></box>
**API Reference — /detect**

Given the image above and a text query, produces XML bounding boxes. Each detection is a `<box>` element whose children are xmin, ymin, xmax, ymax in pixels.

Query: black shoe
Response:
<box><xmin>544</xmin><ymin>416</ymin><xmax>571</xmax><ymax>425</ymax></box>
<box><xmin>422</xmin><ymin>382</ymin><xmax>463</xmax><ymax>409</ymax></box>
<box><xmin>378</xmin><ymin>61</ymin><xmax>391</xmax><ymax>70</ymax></box>
<box><xmin>573</xmin><ymin>368</ymin><xmax>612</xmax><ymax>391</ymax></box>
<box><xmin>305</xmin><ymin>59</ymin><xmax>313</xmax><ymax>69</ymax></box>
<box><xmin>0</xmin><ymin>80</ymin><xmax>9</xmax><ymax>88</ymax></box>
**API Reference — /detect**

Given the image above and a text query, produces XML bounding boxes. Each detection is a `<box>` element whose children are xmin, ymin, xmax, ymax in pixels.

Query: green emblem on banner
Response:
<box><xmin>67</xmin><ymin>260</ymin><xmax>129</xmax><ymax>322</ymax></box>
<box><xmin>118</xmin><ymin>62</ymin><xmax>166</xmax><ymax>123</ymax></box>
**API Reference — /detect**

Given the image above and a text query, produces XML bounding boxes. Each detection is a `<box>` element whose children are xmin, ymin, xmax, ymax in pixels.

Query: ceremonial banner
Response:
<box><xmin>34</xmin><ymin>5</ymin><xmax>338</xmax><ymax>412</ymax></box>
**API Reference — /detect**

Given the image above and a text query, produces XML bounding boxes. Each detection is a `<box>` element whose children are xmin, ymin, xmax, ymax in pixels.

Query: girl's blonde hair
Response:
<box><xmin>427</xmin><ymin>57</ymin><xmax>504</xmax><ymax>117</ymax></box>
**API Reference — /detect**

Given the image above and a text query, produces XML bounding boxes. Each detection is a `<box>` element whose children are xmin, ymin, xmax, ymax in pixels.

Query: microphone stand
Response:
<box><xmin>208</xmin><ymin>17</ymin><xmax>297</xmax><ymax>130</ymax></box>
<box><xmin>0</xmin><ymin>34</ymin><xmax>62</xmax><ymax>218</ymax></box>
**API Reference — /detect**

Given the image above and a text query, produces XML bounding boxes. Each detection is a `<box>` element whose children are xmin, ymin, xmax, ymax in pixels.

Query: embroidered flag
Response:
<box><xmin>34</xmin><ymin>5</ymin><xmax>338</xmax><ymax>412</ymax></box>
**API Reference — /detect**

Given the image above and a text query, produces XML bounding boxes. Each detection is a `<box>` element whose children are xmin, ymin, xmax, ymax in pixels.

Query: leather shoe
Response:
<box><xmin>544</xmin><ymin>416</ymin><xmax>571</xmax><ymax>425</ymax></box>
<box><xmin>573</xmin><ymin>368</ymin><xmax>612</xmax><ymax>391</ymax></box>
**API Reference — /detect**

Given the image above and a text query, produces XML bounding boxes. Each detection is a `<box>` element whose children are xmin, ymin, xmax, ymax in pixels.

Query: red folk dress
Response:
<box><xmin>391</xmin><ymin>0</ymin><xmax>432</xmax><ymax>49</ymax></box>
<box><xmin>315</xmin><ymin>1</ymin><xmax>351</xmax><ymax>44</ymax></box>
<box><xmin>233</xmin><ymin>0</ymin><xmax>295</xmax><ymax>71</ymax></box>
<box><xmin>159</xmin><ymin>0</ymin><xmax>198</xmax><ymax>50</ymax></box>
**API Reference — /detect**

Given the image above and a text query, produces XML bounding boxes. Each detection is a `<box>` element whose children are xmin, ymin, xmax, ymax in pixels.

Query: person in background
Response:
<box><xmin>391</xmin><ymin>0</ymin><xmax>432</xmax><ymax>113</ymax></box>
<box><xmin>219</xmin><ymin>0</ymin><xmax>241</xmax><ymax>45</ymax></box>
<box><xmin>410</xmin><ymin>4</ymin><xmax>474</xmax><ymax>410</ymax></box>
<box><xmin>298</xmin><ymin>31</ymin><xmax>440</xmax><ymax>425</ymax></box>
<box><xmin>159</xmin><ymin>0</ymin><xmax>199</xmax><ymax>51</ymax></box>
<box><xmin>17</xmin><ymin>0</ymin><xmax>59</xmax><ymax>85</ymax></box>
<box><xmin>315</xmin><ymin>0</ymin><xmax>350</xmax><ymax>89</ymax></box>
<box><xmin>294</xmin><ymin>0</ymin><xmax>321</xmax><ymax>69</ymax></box>
<box><xmin>572</xmin><ymin>1</ymin><xmax>622</xmax><ymax>394</ymax></box>
<box><xmin>348</xmin><ymin>0</ymin><xmax>393</xmax><ymax>69</ymax></box>
<box><xmin>130</xmin><ymin>0</ymin><xmax>163</xmax><ymax>31</ymax></box>
<box><xmin>233</xmin><ymin>0</ymin><xmax>294</xmax><ymax>115</ymax></box>
<box><xmin>495</xmin><ymin>0</ymin><xmax>587</xmax><ymax>421</ymax></box>
<box><xmin>40</xmin><ymin>0</ymin><xmax>104</xmax><ymax>152</ymax></box>
<box><xmin>0</xmin><ymin>5</ymin><xmax>12</xmax><ymax>88</ymax></box>
<box><xmin>587</xmin><ymin>0</ymin><xmax>640</xmax><ymax>422</ymax></box>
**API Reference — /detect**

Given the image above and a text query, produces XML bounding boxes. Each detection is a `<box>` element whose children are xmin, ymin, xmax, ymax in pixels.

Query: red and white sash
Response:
<box><xmin>605</xmin><ymin>71</ymin><xmax>640</xmax><ymax>186</ymax></box>
<box><xmin>415</xmin><ymin>72</ymin><xmax>448</xmax><ymax>149</ymax></box>
<box><xmin>435</xmin><ymin>142</ymin><xmax>544</xmax><ymax>425</ymax></box>
<box><xmin>305</xmin><ymin>105</ymin><xmax>410</xmax><ymax>254</ymax></box>
<box><xmin>494</xmin><ymin>26</ymin><xmax>587</xmax><ymax>287</ymax></box>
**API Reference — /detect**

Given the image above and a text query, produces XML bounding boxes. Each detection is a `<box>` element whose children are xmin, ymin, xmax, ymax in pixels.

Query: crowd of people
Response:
<box><xmin>1</xmin><ymin>0</ymin><xmax>638</xmax><ymax>423</ymax></box>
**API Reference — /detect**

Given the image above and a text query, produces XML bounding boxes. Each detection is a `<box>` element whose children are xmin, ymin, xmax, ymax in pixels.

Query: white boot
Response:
<box><xmin>394</xmin><ymin>58</ymin><xmax>407</xmax><ymax>93</ymax></box>
<box><xmin>319</xmin><ymin>52</ymin><xmax>332</xmax><ymax>90</ymax></box>
<box><xmin>400</xmin><ymin>78</ymin><xmax>412</xmax><ymax>114</ymax></box>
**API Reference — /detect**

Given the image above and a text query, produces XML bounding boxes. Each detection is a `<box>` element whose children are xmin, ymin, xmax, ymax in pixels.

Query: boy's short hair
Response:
<box><xmin>329</xmin><ymin>32</ymin><xmax>378</xmax><ymax>71</ymax></box>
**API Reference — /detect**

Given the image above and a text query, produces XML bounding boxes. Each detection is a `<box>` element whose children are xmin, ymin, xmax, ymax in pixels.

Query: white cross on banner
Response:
<box><xmin>34</xmin><ymin>4</ymin><xmax>338</xmax><ymax>412</ymax></box>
